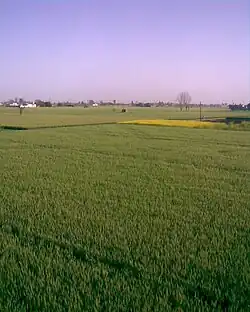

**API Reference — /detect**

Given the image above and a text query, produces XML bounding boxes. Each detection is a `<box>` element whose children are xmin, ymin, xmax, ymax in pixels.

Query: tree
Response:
<box><xmin>35</xmin><ymin>99</ymin><xmax>44</xmax><ymax>106</ymax></box>
<box><xmin>18</xmin><ymin>98</ymin><xmax>24</xmax><ymax>105</ymax></box>
<box><xmin>177</xmin><ymin>92</ymin><xmax>192</xmax><ymax>111</ymax></box>
<box><xmin>43</xmin><ymin>101</ymin><xmax>52</xmax><ymax>107</ymax></box>
<box><xmin>88</xmin><ymin>100</ymin><xmax>95</xmax><ymax>105</ymax></box>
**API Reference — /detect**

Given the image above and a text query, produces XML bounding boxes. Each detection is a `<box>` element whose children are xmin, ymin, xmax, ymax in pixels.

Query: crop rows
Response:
<box><xmin>0</xmin><ymin>109</ymin><xmax>250</xmax><ymax>311</ymax></box>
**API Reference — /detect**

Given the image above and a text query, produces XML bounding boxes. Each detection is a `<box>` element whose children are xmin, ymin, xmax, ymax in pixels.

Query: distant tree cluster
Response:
<box><xmin>3</xmin><ymin>95</ymin><xmax>248</xmax><ymax>110</ymax></box>
<box><xmin>133</xmin><ymin>102</ymin><xmax>152</xmax><ymax>107</ymax></box>
<box><xmin>35</xmin><ymin>100</ymin><xmax>52</xmax><ymax>107</ymax></box>
<box><xmin>57</xmin><ymin>102</ymin><xmax>74</xmax><ymax>107</ymax></box>
<box><xmin>229</xmin><ymin>103</ymin><xmax>250</xmax><ymax>111</ymax></box>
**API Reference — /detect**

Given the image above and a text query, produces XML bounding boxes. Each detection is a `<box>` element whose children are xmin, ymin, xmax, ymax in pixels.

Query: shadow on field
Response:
<box><xmin>0</xmin><ymin>222</ymin><xmax>140</xmax><ymax>278</ymax></box>
<box><xmin>0</xmin><ymin>125</ymin><xmax>28</xmax><ymax>130</ymax></box>
<box><xmin>0</xmin><ymin>122</ymin><xmax>116</xmax><ymax>131</ymax></box>
<box><xmin>204</xmin><ymin>117</ymin><xmax>250</xmax><ymax>124</ymax></box>
<box><xmin>1</xmin><ymin>222</ymin><xmax>250</xmax><ymax>309</ymax></box>
<box><xmin>178</xmin><ymin>227</ymin><xmax>250</xmax><ymax>311</ymax></box>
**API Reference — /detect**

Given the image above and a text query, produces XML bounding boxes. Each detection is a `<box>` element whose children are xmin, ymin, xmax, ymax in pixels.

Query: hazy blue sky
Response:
<box><xmin>0</xmin><ymin>0</ymin><xmax>249</xmax><ymax>103</ymax></box>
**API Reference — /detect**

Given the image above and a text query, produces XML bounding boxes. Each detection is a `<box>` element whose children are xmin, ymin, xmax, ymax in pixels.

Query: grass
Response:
<box><xmin>0</xmin><ymin>107</ymin><xmax>250</xmax><ymax>311</ymax></box>
<box><xmin>1</xmin><ymin>106</ymin><xmax>250</xmax><ymax>129</ymax></box>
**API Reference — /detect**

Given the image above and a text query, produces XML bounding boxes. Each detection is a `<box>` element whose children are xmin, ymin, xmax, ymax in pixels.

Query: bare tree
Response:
<box><xmin>177</xmin><ymin>92</ymin><xmax>192</xmax><ymax>111</ymax></box>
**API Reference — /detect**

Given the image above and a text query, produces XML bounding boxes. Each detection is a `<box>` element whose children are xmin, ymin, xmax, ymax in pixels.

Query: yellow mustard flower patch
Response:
<box><xmin>118</xmin><ymin>119</ymin><xmax>219</xmax><ymax>129</ymax></box>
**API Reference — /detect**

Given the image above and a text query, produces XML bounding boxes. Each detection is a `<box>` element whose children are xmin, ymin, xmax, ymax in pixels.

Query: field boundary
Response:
<box><xmin>0</xmin><ymin>122</ymin><xmax>117</xmax><ymax>131</ymax></box>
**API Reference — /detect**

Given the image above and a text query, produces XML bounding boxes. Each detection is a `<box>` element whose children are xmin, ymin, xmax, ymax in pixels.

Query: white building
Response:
<box><xmin>20</xmin><ymin>103</ymin><xmax>37</xmax><ymax>108</ymax></box>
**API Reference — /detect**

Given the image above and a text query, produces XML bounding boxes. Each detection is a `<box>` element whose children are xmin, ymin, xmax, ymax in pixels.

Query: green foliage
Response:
<box><xmin>0</xmin><ymin>108</ymin><xmax>250</xmax><ymax>311</ymax></box>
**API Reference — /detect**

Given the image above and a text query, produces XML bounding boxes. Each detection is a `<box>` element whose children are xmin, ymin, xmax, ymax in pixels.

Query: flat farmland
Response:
<box><xmin>1</xmin><ymin>106</ymin><xmax>250</xmax><ymax>129</ymax></box>
<box><xmin>0</xmin><ymin>107</ymin><xmax>250</xmax><ymax>311</ymax></box>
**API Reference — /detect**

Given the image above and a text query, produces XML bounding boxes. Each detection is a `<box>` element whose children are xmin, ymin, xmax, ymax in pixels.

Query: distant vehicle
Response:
<box><xmin>92</xmin><ymin>103</ymin><xmax>98</xmax><ymax>107</ymax></box>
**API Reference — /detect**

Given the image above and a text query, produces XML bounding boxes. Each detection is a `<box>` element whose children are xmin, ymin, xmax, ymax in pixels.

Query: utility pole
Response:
<box><xmin>199</xmin><ymin>101</ymin><xmax>202</xmax><ymax>121</ymax></box>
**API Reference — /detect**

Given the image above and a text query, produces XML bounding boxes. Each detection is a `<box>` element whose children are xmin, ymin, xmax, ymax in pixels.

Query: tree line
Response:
<box><xmin>229</xmin><ymin>103</ymin><xmax>250</xmax><ymax>111</ymax></box>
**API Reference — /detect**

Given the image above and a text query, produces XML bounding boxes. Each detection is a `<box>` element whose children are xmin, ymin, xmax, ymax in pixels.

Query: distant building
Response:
<box><xmin>20</xmin><ymin>103</ymin><xmax>37</xmax><ymax>108</ymax></box>
<box><xmin>9</xmin><ymin>102</ymin><xmax>19</xmax><ymax>107</ymax></box>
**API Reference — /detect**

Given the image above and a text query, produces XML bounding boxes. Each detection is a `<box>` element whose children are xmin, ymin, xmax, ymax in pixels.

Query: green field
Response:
<box><xmin>1</xmin><ymin>107</ymin><xmax>250</xmax><ymax>311</ymax></box>
<box><xmin>1</xmin><ymin>106</ymin><xmax>250</xmax><ymax>129</ymax></box>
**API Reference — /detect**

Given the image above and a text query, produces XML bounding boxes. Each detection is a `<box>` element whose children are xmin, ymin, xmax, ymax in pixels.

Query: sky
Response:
<box><xmin>0</xmin><ymin>0</ymin><xmax>249</xmax><ymax>104</ymax></box>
